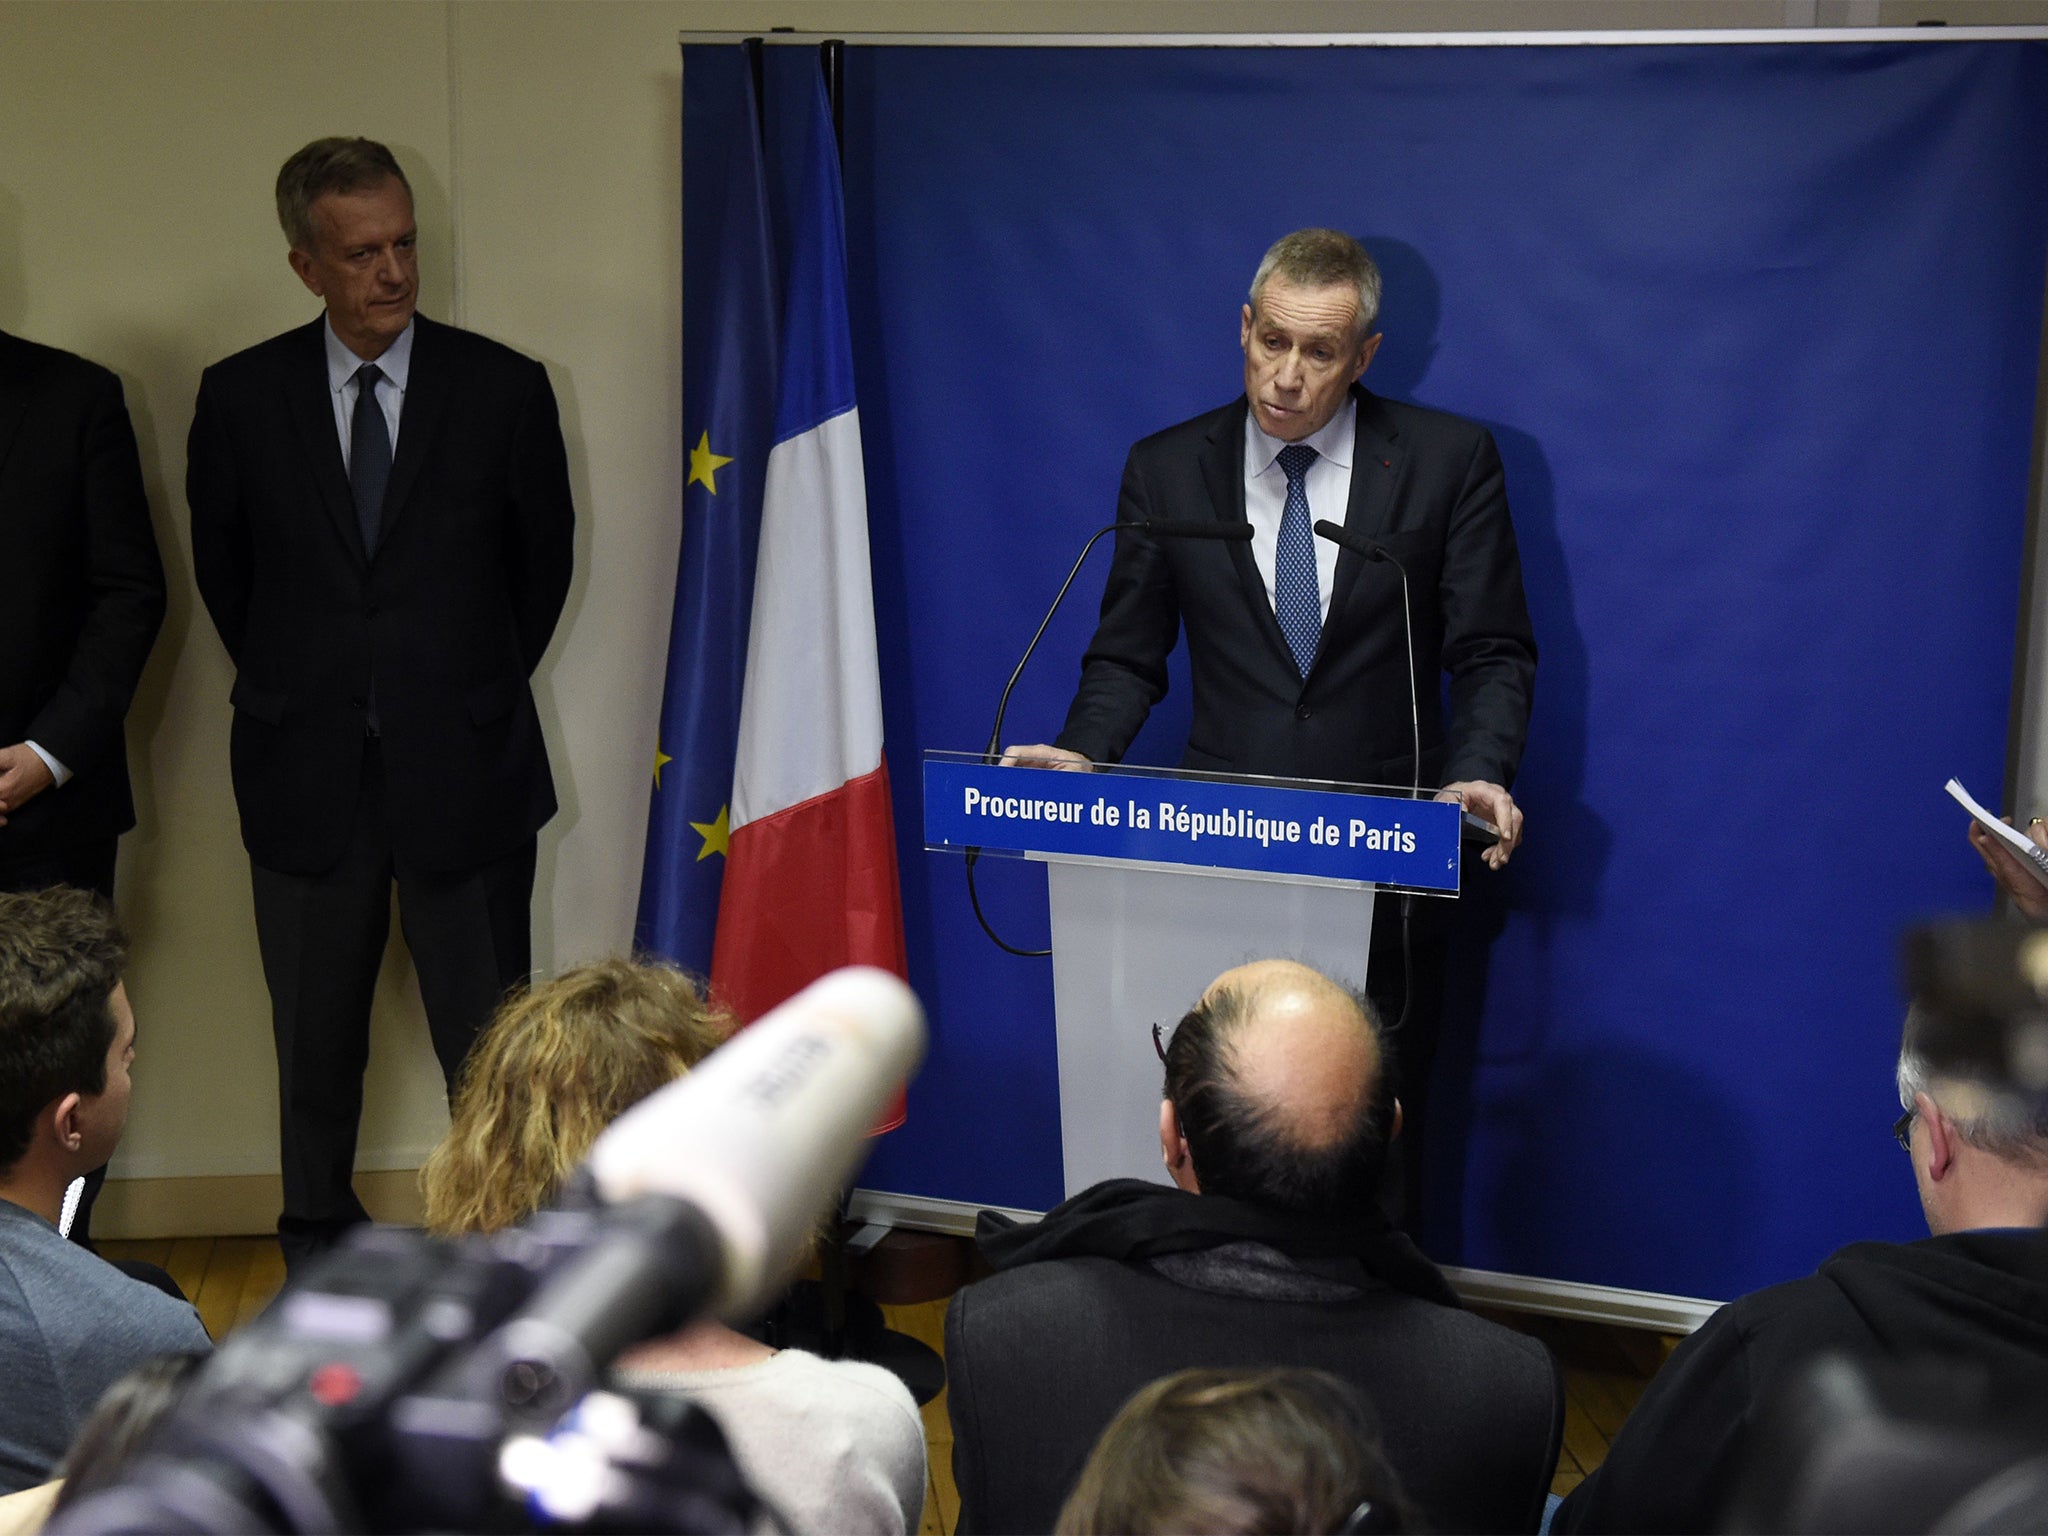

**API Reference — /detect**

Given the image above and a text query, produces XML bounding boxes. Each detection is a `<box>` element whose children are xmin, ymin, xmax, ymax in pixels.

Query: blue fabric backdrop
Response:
<box><xmin>698</xmin><ymin>38</ymin><xmax>2048</xmax><ymax>1301</ymax></box>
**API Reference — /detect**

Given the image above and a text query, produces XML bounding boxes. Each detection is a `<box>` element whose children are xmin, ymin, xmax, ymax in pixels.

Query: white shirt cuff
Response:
<box><xmin>24</xmin><ymin>741</ymin><xmax>72</xmax><ymax>788</ymax></box>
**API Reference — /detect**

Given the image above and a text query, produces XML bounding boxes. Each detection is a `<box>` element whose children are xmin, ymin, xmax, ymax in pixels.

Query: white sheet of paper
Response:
<box><xmin>1947</xmin><ymin>777</ymin><xmax>2048</xmax><ymax>888</ymax></box>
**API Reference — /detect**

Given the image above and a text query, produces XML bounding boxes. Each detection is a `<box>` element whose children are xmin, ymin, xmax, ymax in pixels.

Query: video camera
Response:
<box><xmin>48</xmin><ymin>967</ymin><xmax>927</xmax><ymax>1535</ymax></box>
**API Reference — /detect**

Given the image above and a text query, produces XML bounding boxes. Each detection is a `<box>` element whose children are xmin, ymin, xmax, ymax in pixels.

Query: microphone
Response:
<box><xmin>1315</xmin><ymin>518</ymin><xmax>1425</xmax><ymax>1038</ymax></box>
<box><xmin>985</xmin><ymin>517</ymin><xmax>1255</xmax><ymax>761</ymax></box>
<box><xmin>1140</xmin><ymin>518</ymin><xmax>1254</xmax><ymax>541</ymax></box>
<box><xmin>1310</xmin><ymin>518</ymin><xmax>1387</xmax><ymax>566</ymax></box>
<box><xmin>46</xmin><ymin>971</ymin><xmax>927</xmax><ymax>1535</ymax></box>
<box><xmin>969</xmin><ymin>515</ymin><xmax>1254</xmax><ymax>958</ymax></box>
<box><xmin>1314</xmin><ymin>519</ymin><xmax>1420</xmax><ymax>802</ymax></box>
<box><xmin>584</xmin><ymin>965</ymin><xmax>927</xmax><ymax>1322</ymax></box>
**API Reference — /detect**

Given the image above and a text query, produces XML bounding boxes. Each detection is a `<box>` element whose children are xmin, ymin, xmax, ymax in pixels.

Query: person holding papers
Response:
<box><xmin>1971</xmin><ymin>818</ymin><xmax>2048</xmax><ymax>920</ymax></box>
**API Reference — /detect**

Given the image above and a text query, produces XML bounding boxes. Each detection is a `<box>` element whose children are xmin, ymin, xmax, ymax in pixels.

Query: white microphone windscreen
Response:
<box><xmin>584</xmin><ymin>966</ymin><xmax>926</xmax><ymax>1318</ymax></box>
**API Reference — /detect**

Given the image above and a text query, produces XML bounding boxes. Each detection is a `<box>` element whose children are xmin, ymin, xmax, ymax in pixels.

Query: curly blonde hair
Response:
<box><xmin>420</xmin><ymin>956</ymin><xmax>733</xmax><ymax>1236</ymax></box>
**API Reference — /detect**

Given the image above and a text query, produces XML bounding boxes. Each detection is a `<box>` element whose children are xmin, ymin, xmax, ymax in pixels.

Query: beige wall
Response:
<box><xmin>3</xmin><ymin>0</ymin><xmax>2042</xmax><ymax>1224</ymax></box>
<box><xmin>0</xmin><ymin>0</ymin><xmax>699</xmax><ymax>1192</ymax></box>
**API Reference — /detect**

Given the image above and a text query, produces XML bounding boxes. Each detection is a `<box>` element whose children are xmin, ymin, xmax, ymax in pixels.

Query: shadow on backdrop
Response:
<box><xmin>1471</xmin><ymin>1042</ymin><xmax>1754</xmax><ymax>1299</ymax></box>
<box><xmin>1361</xmin><ymin>240</ymin><xmax>1608</xmax><ymax>1263</ymax></box>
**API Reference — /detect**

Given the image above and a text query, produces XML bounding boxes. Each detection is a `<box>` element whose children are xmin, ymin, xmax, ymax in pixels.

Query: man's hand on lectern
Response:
<box><xmin>999</xmin><ymin>744</ymin><xmax>1094</xmax><ymax>771</ymax></box>
<box><xmin>1439</xmin><ymin>779</ymin><xmax>1522</xmax><ymax>870</ymax></box>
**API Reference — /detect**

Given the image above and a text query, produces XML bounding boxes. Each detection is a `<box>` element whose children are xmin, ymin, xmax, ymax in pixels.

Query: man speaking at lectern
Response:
<box><xmin>1004</xmin><ymin>228</ymin><xmax>1537</xmax><ymax>1221</ymax></box>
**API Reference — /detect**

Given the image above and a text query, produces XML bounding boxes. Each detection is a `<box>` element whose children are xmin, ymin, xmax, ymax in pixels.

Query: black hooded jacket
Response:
<box><xmin>1554</xmin><ymin>1229</ymin><xmax>2048</xmax><ymax>1534</ymax></box>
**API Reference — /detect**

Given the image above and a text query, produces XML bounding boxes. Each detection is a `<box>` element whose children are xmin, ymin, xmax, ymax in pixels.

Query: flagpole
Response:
<box><xmin>745</xmin><ymin>35</ymin><xmax>766</xmax><ymax>137</ymax></box>
<box><xmin>821</xmin><ymin>38</ymin><xmax>845</xmax><ymax>158</ymax></box>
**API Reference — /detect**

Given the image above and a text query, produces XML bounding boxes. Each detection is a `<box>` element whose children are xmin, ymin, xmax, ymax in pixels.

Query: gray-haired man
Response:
<box><xmin>1555</xmin><ymin>1010</ymin><xmax>2048</xmax><ymax>1534</ymax></box>
<box><xmin>1002</xmin><ymin>229</ymin><xmax>1538</xmax><ymax>1224</ymax></box>
<box><xmin>189</xmin><ymin>137</ymin><xmax>574</xmax><ymax>1269</ymax></box>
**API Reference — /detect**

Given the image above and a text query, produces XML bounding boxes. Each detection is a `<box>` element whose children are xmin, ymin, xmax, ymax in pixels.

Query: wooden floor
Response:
<box><xmin>101</xmin><ymin>1234</ymin><xmax>287</xmax><ymax>1342</ymax></box>
<box><xmin>102</xmin><ymin>1238</ymin><xmax>1676</xmax><ymax>1532</ymax></box>
<box><xmin>1472</xmin><ymin>1307</ymin><xmax>1679</xmax><ymax>1502</ymax></box>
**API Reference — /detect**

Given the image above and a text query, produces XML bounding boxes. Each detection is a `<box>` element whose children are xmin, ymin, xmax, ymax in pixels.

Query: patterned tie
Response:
<box><xmin>349</xmin><ymin>363</ymin><xmax>392</xmax><ymax>553</ymax></box>
<box><xmin>1274</xmin><ymin>443</ymin><xmax>1321</xmax><ymax>678</ymax></box>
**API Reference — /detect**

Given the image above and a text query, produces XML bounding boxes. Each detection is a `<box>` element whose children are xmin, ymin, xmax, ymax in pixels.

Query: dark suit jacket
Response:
<box><xmin>0</xmin><ymin>333</ymin><xmax>166</xmax><ymax>865</ymax></box>
<box><xmin>1056</xmin><ymin>385</ymin><xmax>1536</xmax><ymax>791</ymax></box>
<box><xmin>188</xmin><ymin>315</ymin><xmax>573</xmax><ymax>875</ymax></box>
<box><xmin>946</xmin><ymin>1254</ymin><xmax>1563</xmax><ymax>1534</ymax></box>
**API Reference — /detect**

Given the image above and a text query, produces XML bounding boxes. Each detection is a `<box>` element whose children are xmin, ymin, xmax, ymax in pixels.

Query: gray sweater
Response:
<box><xmin>0</xmin><ymin>1198</ymin><xmax>211</xmax><ymax>1493</ymax></box>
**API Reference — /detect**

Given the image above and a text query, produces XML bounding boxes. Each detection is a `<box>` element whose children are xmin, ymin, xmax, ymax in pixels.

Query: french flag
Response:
<box><xmin>710</xmin><ymin>64</ymin><xmax>908</xmax><ymax>1122</ymax></box>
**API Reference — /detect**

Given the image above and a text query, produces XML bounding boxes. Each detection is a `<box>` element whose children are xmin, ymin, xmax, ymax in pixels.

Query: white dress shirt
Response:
<box><xmin>1243</xmin><ymin>398</ymin><xmax>1355</xmax><ymax>624</ymax></box>
<box><xmin>23</xmin><ymin>742</ymin><xmax>69</xmax><ymax>787</ymax></box>
<box><xmin>324</xmin><ymin>316</ymin><xmax>413</xmax><ymax>470</ymax></box>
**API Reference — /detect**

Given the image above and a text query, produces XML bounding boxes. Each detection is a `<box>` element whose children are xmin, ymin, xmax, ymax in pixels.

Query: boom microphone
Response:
<box><xmin>585</xmin><ymin>966</ymin><xmax>927</xmax><ymax>1321</ymax></box>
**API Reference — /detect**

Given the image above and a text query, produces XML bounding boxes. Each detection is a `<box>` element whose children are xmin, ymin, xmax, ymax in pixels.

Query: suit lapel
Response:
<box><xmin>378</xmin><ymin>314</ymin><xmax>450</xmax><ymax>556</ymax></box>
<box><xmin>284</xmin><ymin>319</ymin><xmax>368</xmax><ymax>567</ymax></box>
<box><xmin>0</xmin><ymin>334</ymin><xmax>35</xmax><ymax>485</ymax></box>
<box><xmin>1207</xmin><ymin>402</ymin><xmax>1298</xmax><ymax>674</ymax></box>
<box><xmin>1324</xmin><ymin>386</ymin><xmax>1403</xmax><ymax>623</ymax></box>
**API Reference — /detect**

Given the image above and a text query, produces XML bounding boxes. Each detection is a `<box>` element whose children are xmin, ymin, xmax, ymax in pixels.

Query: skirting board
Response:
<box><xmin>98</xmin><ymin>1175</ymin><xmax>1722</xmax><ymax>1333</ymax></box>
<box><xmin>849</xmin><ymin>1187</ymin><xmax>1723</xmax><ymax>1336</ymax></box>
<box><xmin>98</xmin><ymin>1170</ymin><xmax>426</xmax><ymax>1239</ymax></box>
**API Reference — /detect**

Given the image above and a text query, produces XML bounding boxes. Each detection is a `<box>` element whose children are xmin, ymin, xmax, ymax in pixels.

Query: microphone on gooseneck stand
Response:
<box><xmin>969</xmin><ymin>518</ymin><xmax>1256</xmax><ymax>958</ymax></box>
<box><xmin>1313</xmin><ymin>520</ymin><xmax>1420</xmax><ymax>802</ymax></box>
<box><xmin>1315</xmin><ymin>518</ymin><xmax>1422</xmax><ymax>1036</ymax></box>
<box><xmin>1138</xmin><ymin>519</ymin><xmax>1257</xmax><ymax>543</ymax></box>
<box><xmin>982</xmin><ymin>517</ymin><xmax>1256</xmax><ymax>764</ymax></box>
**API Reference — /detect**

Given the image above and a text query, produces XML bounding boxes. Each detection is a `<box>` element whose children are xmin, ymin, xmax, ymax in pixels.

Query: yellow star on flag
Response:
<box><xmin>687</xmin><ymin>430</ymin><xmax>734</xmax><ymax>494</ymax></box>
<box><xmin>690</xmin><ymin>804</ymin><xmax>731</xmax><ymax>862</ymax></box>
<box><xmin>652</xmin><ymin>746</ymin><xmax>674</xmax><ymax>788</ymax></box>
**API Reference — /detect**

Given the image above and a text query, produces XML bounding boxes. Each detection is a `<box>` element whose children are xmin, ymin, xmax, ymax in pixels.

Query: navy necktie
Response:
<box><xmin>349</xmin><ymin>363</ymin><xmax>392</xmax><ymax>553</ymax></box>
<box><xmin>1274</xmin><ymin>442</ymin><xmax>1321</xmax><ymax>678</ymax></box>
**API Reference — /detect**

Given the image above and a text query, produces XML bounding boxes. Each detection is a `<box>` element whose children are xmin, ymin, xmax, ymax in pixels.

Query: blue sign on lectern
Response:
<box><xmin>922</xmin><ymin>757</ymin><xmax>1459</xmax><ymax>892</ymax></box>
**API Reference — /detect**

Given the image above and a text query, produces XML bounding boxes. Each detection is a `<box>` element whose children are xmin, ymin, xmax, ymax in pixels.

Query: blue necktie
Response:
<box><xmin>349</xmin><ymin>363</ymin><xmax>391</xmax><ymax>554</ymax></box>
<box><xmin>1274</xmin><ymin>443</ymin><xmax>1321</xmax><ymax>678</ymax></box>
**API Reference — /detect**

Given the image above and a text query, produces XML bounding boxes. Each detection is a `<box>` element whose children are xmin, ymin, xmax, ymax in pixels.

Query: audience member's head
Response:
<box><xmin>0</xmin><ymin>889</ymin><xmax>134</xmax><ymax>1204</ymax></box>
<box><xmin>1056</xmin><ymin>1367</ymin><xmax>1414</xmax><ymax>1536</ymax></box>
<box><xmin>1159</xmin><ymin>959</ymin><xmax>1394</xmax><ymax>1222</ymax></box>
<box><xmin>420</xmin><ymin>956</ymin><xmax>731</xmax><ymax>1236</ymax></box>
<box><xmin>47</xmin><ymin>1351</ymin><xmax>205</xmax><ymax>1516</ymax></box>
<box><xmin>1896</xmin><ymin>1004</ymin><xmax>2048</xmax><ymax>1234</ymax></box>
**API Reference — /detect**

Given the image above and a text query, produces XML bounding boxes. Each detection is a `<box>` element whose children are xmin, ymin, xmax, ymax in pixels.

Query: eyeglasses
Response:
<box><xmin>1893</xmin><ymin>1107</ymin><xmax>1916</xmax><ymax>1151</ymax></box>
<box><xmin>1338</xmin><ymin>1499</ymin><xmax>1394</xmax><ymax>1535</ymax></box>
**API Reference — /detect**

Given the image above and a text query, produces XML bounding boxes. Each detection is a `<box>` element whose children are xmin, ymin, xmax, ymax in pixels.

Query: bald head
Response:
<box><xmin>1162</xmin><ymin>959</ymin><xmax>1393</xmax><ymax>1221</ymax></box>
<box><xmin>1207</xmin><ymin>961</ymin><xmax>1380</xmax><ymax>1151</ymax></box>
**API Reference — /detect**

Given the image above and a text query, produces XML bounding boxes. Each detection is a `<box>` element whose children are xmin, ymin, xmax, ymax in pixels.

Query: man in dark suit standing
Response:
<box><xmin>0</xmin><ymin>330</ymin><xmax>167</xmax><ymax>1246</ymax></box>
<box><xmin>1006</xmin><ymin>229</ymin><xmax>1536</xmax><ymax>1221</ymax></box>
<box><xmin>189</xmin><ymin>138</ymin><xmax>574</xmax><ymax>1267</ymax></box>
<box><xmin>0</xmin><ymin>334</ymin><xmax>165</xmax><ymax>899</ymax></box>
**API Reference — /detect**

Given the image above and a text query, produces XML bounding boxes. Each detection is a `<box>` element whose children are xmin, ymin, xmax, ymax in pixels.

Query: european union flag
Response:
<box><xmin>635</xmin><ymin>44</ymin><xmax>779</xmax><ymax>972</ymax></box>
